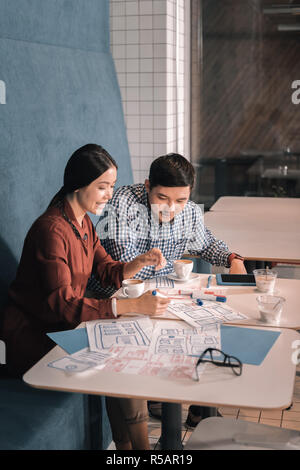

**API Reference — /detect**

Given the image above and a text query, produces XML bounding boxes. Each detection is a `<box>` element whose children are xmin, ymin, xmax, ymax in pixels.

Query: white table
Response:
<box><xmin>204</xmin><ymin>210</ymin><xmax>300</xmax><ymax>263</ymax></box>
<box><xmin>146</xmin><ymin>274</ymin><xmax>300</xmax><ymax>330</ymax></box>
<box><xmin>142</xmin><ymin>275</ymin><xmax>300</xmax><ymax>329</ymax></box>
<box><xmin>209</xmin><ymin>196</ymin><xmax>300</xmax><ymax>214</ymax></box>
<box><xmin>23</xmin><ymin>324</ymin><xmax>298</xmax><ymax>409</ymax></box>
<box><xmin>23</xmin><ymin>318</ymin><xmax>299</xmax><ymax>449</ymax></box>
<box><xmin>22</xmin><ymin>275</ymin><xmax>300</xmax><ymax>450</ymax></box>
<box><xmin>193</xmin><ymin>275</ymin><xmax>300</xmax><ymax>330</ymax></box>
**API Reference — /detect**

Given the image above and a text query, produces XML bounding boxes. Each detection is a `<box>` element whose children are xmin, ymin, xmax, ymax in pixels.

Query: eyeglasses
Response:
<box><xmin>193</xmin><ymin>348</ymin><xmax>243</xmax><ymax>381</ymax></box>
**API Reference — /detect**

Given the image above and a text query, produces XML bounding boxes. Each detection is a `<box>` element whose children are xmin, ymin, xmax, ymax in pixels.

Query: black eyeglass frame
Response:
<box><xmin>194</xmin><ymin>347</ymin><xmax>243</xmax><ymax>381</ymax></box>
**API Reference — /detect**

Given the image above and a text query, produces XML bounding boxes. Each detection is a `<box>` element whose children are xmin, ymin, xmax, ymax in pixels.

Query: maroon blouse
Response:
<box><xmin>1</xmin><ymin>199</ymin><xmax>124</xmax><ymax>376</ymax></box>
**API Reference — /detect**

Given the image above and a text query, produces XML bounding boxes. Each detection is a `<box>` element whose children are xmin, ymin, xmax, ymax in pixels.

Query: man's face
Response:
<box><xmin>145</xmin><ymin>180</ymin><xmax>191</xmax><ymax>223</ymax></box>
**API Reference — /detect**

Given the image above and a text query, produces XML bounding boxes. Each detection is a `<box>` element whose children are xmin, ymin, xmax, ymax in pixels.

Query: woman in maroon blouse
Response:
<box><xmin>1</xmin><ymin>143</ymin><xmax>169</xmax><ymax>450</ymax></box>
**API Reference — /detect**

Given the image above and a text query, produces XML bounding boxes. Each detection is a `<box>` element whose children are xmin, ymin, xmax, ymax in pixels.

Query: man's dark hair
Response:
<box><xmin>148</xmin><ymin>153</ymin><xmax>195</xmax><ymax>189</ymax></box>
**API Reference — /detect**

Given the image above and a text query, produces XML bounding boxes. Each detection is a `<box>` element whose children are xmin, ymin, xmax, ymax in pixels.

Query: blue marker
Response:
<box><xmin>152</xmin><ymin>290</ymin><xmax>168</xmax><ymax>298</ymax></box>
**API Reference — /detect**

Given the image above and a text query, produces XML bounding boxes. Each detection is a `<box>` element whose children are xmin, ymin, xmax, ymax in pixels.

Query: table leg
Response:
<box><xmin>161</xmin><ymin>402</ymin><xmax>183</xmax><ymax>450</ymax></box>
<box><xmin>245</xmin><ymin>260</ymin><xmax>266</xmax><ymax>273</ymax></box>
<box><xmin>199</xmin><ymin>406</ymin><xmax>217</xmax><ymax>418</ymax></box>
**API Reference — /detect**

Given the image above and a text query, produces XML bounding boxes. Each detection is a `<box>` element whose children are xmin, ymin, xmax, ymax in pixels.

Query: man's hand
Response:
<box><xmin>138</xmin><ymin>248</ymin><xmax>167</xmax><ymax>271</ymax></box>
<box><xmin>123</xmin><ymin>248</ymin><xmax>166</xmax><ymax>279</ymax></box>
<box><xmin>229</xmin><ymin>259</ymin><xmax>247</xmax><ymax>274</ymax></box>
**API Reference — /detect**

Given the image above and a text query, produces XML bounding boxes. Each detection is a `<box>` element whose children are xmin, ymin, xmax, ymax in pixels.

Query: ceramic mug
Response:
<box><xmin>173</xmin><ymin>259</ymin><xmax>193</xmax><ymax>279</ymax></box>
<box><xmin>122</xmin><ymin>279</ymin><xmax>145</xmax><ymax>298</ymax></box>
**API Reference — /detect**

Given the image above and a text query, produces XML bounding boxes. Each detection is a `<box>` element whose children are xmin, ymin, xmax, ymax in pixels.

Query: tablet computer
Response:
<box><xmin>216</xmin><ymin>273</ymin><xmax>256</xmax><ymax>286</ymax></box>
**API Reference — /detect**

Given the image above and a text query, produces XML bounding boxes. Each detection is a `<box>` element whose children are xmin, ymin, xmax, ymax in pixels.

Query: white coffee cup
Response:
<box><xmin>173</xmin><ymin>259</ymin><xmax>193</xmax><ymax>279</ymax></box>
<box><xmin>122</xmin><ymin>279</ymin><xmax>145</xmax><ymax>298</ymax></box>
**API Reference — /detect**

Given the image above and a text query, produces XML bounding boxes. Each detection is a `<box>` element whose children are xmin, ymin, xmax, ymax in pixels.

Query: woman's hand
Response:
<box><xmin>117</xmin><ymin>290</ymin><xmax>170</xmax><ymax>317</ymax></box>
<box><xmin>123</xmin><ymin>248</ymin><xmax>166</xmax><ymax>279</ymax></box>
<box><xmin>229</xmin><ymin>259</ymin><xmax>247</xmax><ymax>274</ymax></box>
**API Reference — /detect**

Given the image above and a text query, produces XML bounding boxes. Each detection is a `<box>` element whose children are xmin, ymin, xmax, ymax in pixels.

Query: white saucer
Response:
<box><xmin>167</xmin><ymin>272</ymin><xmax>199</xmax><ymax>283</ymax></box>
<box><xmin>115</xmin><ymin>290</ymin><xmax>146</xmax><ymax>299</ymax></box>
<box><xmin>115</xmin><ymin>292</ymin><xmax>127</xmax><ymax>299</ymax></box>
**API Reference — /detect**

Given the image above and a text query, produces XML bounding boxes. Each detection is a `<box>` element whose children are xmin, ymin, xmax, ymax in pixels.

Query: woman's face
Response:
<box><xmin>75</xmin><ymin>166</ymin><xmax>117</xmax><ymax>215</ymax></box>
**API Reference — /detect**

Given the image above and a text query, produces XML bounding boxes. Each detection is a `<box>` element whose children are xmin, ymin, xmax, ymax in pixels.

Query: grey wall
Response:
<box><xmin>0</xmin><ymin>0</ymin><xmax>132</xmax><ymax>305</ymax></box>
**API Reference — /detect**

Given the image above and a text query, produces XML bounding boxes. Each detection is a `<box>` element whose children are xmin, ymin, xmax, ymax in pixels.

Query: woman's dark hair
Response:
<box><xmin>148</xmin><ymin>153</ymin><xmax>195</xmax><ymax>190</ymax></box>
<box><xmin>48</xmin><ymin>144</ymin><xmax>118</xmax><ymax>207</ymax></box>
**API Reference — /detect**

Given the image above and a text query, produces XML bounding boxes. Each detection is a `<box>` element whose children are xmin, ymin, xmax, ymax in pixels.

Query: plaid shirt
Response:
<box><xmin>86</xmin><ymin>184</ymin><xmax>232</xmax><ymax>293</ymax></box>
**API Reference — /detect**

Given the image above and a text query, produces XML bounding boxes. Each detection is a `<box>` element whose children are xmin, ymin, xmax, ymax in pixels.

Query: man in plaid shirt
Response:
<box><xmin>90</xmin><ymin>153</ymin><xmax>245</xmax><ymax>285</ymax></box>
<box><xmin>88</xmin><ymin>153</ymin><xmax>246</xmax><ymax>428</ymax></box>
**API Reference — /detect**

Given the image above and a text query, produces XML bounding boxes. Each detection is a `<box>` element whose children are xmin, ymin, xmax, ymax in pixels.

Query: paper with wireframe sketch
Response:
<box><xmin>148</xmin><ymin>320</ymin><xmax>221</xmax><ymax>357</ymax></box>
<box><xmin>86</xmin><ymin>316</ymin><xmax>153</xmax><ymax>352</ymax></box>
<box><xmin>167</xmin><ymin>302</ymin><xmax>247</xmax><ymax>329</ymax></box>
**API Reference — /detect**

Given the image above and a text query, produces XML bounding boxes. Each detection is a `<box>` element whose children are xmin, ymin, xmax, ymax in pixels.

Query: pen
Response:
<box><xmin>178</xmin><ymin>289</ymin><xmax>215</xmax><ymax>296</ymax></box>
<box><xmin>196</xmin><ymin>294</ymin><xmax>226</xmax><ymax>303</ymax></box>
<box><xmin>152</xmin><ymin>290</ymin><xmax>164</xmax><ymax>297</ymax></box>
<box><xmin>206</xmin><ymin>275</ymin><xmax>212</xmax><ymax>288</ymax></box>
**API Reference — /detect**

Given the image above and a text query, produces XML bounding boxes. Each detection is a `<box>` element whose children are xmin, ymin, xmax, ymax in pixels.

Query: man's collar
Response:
<box><xmin>141</xmin><ymin>184</ymin><xmax>149</xmax><ymax>207</ymax></box>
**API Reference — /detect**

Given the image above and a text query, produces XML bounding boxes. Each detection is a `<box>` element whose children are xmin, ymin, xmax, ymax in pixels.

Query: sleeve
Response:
<box><xmin>99</xmin><ymin>193</ymin><xmax>165</xmax><ymax>280</ymax></box>
<box><xmin>35</xmin><ymin>223</ymin><xmax>117</xmax><ymax>329</ymax></box>
<box><xmin>186</xmin><ymin>204</ymin><xmax>231</xmax><ymax>267</ymax></box>
<box><xmin>93</xmin><ymin>232</ymin><xmax>125</xmax><ymax>288</ymax></box>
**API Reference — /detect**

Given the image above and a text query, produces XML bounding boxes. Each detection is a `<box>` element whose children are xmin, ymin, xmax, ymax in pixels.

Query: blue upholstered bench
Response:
<box><xmin>183</xmin><ymin>256</ymin><xmax>212</xmax><ymax>275</ymax></box>
<box><xmin>0</xmin><ymin>378</ymin><xmax>112</xmax><ymax>450</ymax></box>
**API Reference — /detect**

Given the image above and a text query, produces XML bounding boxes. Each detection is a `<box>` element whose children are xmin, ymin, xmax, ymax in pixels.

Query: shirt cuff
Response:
<box><xmin>227</xmin><ymin>253</ymin><xmax>244</xmax><ymax>266</ymax></box>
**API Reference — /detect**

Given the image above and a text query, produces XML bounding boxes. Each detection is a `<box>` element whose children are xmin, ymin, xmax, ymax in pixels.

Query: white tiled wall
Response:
<box><xmin>110</xmin><ymin>0</ymin><xmax>190</xmax><ymax>184</ymax></box>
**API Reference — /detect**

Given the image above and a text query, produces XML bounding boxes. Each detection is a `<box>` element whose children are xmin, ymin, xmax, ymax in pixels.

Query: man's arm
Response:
<box><xmin>102</xmin><ymin>236</ymin><xmax>174</xmax><ymax>280</ymax></box>
<box><xmin>228</xmin><ymin>256</ymin><xmax>247</xmax><ymax>274</ymax></box>
<box><xmin>187</xmin><ymin>204</ymin><xmax>246</xmax><ymax>272</ymax></box>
